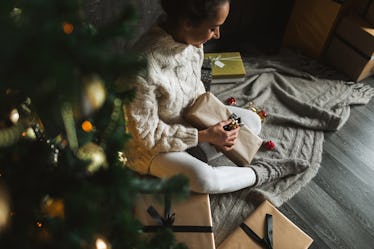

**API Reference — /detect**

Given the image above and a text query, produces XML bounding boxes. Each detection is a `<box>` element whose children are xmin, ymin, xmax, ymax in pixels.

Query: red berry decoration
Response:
<box><xmin>226</xmin><ymin>97</ymin><xmax>236</xmax><ymax>105</ymax></box>
<box><xmin>264</xmin><ymin>140</ymin><xmax>275</xmax><ymax>150</ymax></box>
<box><xmin>257</xmin><ymin>110</ymin><xmax>268</xmax><ymax>120</ymax></box>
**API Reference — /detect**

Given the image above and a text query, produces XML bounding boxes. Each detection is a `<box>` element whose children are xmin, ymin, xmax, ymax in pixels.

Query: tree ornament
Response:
<box><xmin>257</xmin><ymin>110</ymin><xmax>268</xmax><ymax>121</ymax></box>
<box><xmin>225</xmin><ymin>97</ymin><xmax>237</xmax><ymax>105</ymax></box>
<box><xmin>77</xmin><ymin>142</ymin><xmax>108</xmax><ymax>173</ymax></box>
<box><xmin>246</xmin><ymin>102</ymin><xmax>268</xmax><ymax>122</ymax></box>
<box><xmin>264</xmin><ymin>140</ymin><xmax>275</xmax><ymax>150</ymax></box>
<box><xmin>81</xmin><ymin>75</ymin><xmax>106</xmax><ymax>117</ymax></box>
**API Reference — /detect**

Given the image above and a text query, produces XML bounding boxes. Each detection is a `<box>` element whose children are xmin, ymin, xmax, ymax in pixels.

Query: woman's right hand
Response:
<box><xmin>198</xmin><ymin>120</ymin><xmax>240</xmax><ymax>151</ymax></box>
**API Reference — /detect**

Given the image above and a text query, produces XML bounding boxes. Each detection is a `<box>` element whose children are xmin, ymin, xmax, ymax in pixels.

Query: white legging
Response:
<box><xmin>149</xmin><ymin>106</ymin><xmax>261</xmax><ymax>194</ymax></box>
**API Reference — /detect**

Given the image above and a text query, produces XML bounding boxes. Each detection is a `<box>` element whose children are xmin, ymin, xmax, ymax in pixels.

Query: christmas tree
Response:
<box><xmin>0</xmin><ymin>1</ymin><xmax>189</xmax><ymax>248</ymax></box>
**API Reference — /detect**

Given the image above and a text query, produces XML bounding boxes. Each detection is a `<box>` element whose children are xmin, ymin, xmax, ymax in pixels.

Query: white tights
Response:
<box><xmin>149</xmin><ymin>106</ymin><xmax>261</xmax><ymax>194</ymax></box>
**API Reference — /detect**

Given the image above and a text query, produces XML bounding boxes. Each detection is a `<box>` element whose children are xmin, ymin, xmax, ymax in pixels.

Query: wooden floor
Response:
<box><xmin>279</xmin><ymin>76</ymin><xmax>374</xmax><ymax>249</ymax></box>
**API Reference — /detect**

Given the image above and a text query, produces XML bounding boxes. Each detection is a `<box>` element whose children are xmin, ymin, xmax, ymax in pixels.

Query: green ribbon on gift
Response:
<box><xmin>240</xmin><ymin>213</ymin><xmax>273</xmax><ymax>249</ymax></box>
<box><xmin>142</xmin><ymin>195</ymin><xmax>213</xmax><ymax>233</ymax></box>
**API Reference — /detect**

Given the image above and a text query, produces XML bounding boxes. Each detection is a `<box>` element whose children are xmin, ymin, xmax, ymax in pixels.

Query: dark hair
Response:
<box><xmin>160</xmin><ymin>0</ymin><xmax>230</xmax><ymax>26</ymax></box>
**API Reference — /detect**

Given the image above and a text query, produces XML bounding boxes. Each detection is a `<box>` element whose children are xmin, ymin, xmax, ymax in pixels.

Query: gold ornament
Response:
<box><xmin>77</xmin><ymin>142</ymin><xmax>108</xmax><ymax>173</ymax></box>
<box><xmin>81</xmin><ymin>75</ymin><xmax>106</xmax><ymax>117</ymax></box>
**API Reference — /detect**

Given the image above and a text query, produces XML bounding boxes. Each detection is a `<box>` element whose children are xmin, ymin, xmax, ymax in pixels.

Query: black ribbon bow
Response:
<box><xmin>240</xmin><ymin>213</ymin><xmax>273</xmax><ymax>249</ymax></box>
<box><xmin>142</xmin><ymin>195</ymin><xmax>213</xmax><ymax>233</ymax></box>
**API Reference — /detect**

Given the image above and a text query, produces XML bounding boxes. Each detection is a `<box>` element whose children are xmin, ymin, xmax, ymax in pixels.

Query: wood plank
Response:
<box><xmin>316</xmin><ymin>151</ymin><xmax>374</xmax><ymax>236</ymax></box>
<box><xmin>280</xmin><ymin>202</ymin><xmax>330</xmax><ymax>249</ymax></box>
<box><xmin>285</xmin><ymin>181</ymin><xmax>374</xmax><ymax>249</ymax></box>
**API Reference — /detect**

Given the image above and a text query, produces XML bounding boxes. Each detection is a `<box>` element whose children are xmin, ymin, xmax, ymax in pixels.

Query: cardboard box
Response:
<box><xmin>283</xmin><ymin>0</ymin><xmax>351</xmax><ymax>59</ymax></box>
<box><xmin>218</xmin><ymin>200</ymin><xmax>313</xmax><ymax>249</ymax></box>
<box><xmin>204</xmin><ymin>52</ymin><xmax>246</xmax><ymax>83</ymax></box>
<box><xmin>325</xmin><ymin>36</ymin><xmax>374</xmax><ymax>81</ymax></box>
<box><xmin>367</xmin><ymin>1</ymin><xmax>374</xmax><ymax>26</ymax></box>
<box><xmin>352</xmin><ymin>0</ymin><xmax>373</xmax><ymax>16</ymax></box>
<box><xmin>335</xmin><ymin>15</ymin><xmax>374</xmax><ymax>58</ymax></box>
<box><xmin>134</xmin><ymin>194</ymin><xmax>215</xmax><ymax>249</ymax></box>
<box><xmin>325</xmin><ymin>15</ymin><xmax>374</xmax><ymax>81</ymax></box>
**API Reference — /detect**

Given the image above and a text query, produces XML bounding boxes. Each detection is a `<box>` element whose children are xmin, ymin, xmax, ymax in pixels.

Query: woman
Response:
<box><xmin>124</xmin><ymin>0</ymin><xmax>307</xmax><ymax>194</ymax></box>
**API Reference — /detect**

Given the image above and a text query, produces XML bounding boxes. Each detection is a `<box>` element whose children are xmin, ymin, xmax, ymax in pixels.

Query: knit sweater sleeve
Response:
<box><xmin>127</xmin><ymin>75</ymin><xmax>198</xmax><ymax>153</ymax></box>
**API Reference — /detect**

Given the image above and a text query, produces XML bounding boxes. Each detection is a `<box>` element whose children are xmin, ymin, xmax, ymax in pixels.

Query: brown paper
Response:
<box><xmin>184</xmin><ymin>92</ymin><xmax>263</xmax><ymax>166</ymax></box>
<box><xmin>218</xmin><ymin>200</ymin><xmax>313</xmax><ymax>249</ymax></box>
<box><xmin>367</xmin><ymin>1</ymin><xmax>374</xmax><ymax>26</ymax></box>
<box><xmin>134</xmin><ymin>194</ymin><xmax>215</xmax><ymax>249</ymax></box>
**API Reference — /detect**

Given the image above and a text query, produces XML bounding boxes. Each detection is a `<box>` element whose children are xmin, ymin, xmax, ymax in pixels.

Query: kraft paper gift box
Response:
<box><xmin>218</xmin><ymin>200</ymin><xmax>313</xmax><ymax>249</ymax></box>
<box><xmin>204</xmin><ymin>52</ymin><xmax>246</xmax><ymax>83</ymax></box>
<box><xmin>184</xmin><ymin>92</ymin><xmax>263</xmax><ymax>166</ymax></box>
<box><xmin>325</xmin><ymin>15</ymin><xmax>374</xmax><ymax>81</ymax></box>
<box><xmin>134</xmin><ymin>193</ymin><xmax>215</xmax><ymax>249</ymax></box>
<box><xmin>283</xmin><ymin>0</ymin><xmax>351</xmax><ymax>59</ymax></box>
<box><xmin>367</xmin><ymin>1</ymin><xmax>374</xmax><ymax>26</ymax></box>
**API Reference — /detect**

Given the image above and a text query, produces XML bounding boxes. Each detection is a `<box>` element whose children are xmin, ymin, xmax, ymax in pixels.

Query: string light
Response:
<box><xmin>36</xmin><ymin>221</ymin><xmax>43</xmax><ymax>228</ymax></box>
<box><xmin>9</xmin><ymin>109</ymin><xmax>20</xmax><ymax>124</ymax></box>
<box><xmin>62</xmin><ymin>22</ymin><xmax>74</xmax><ymax>35</ymax></box>
<box><xmin>81</xmin><ymin>120</ymin><xmax>94</xmax><ymax>132</ymax></box>
<box><xmin>96</xmin><ymin>238</ymin><xmax>110</xmax><ymax>249</ymax></box>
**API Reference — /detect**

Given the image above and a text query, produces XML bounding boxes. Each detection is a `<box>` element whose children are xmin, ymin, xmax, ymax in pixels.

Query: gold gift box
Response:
<box><xmin>218</xmin><ymin>200</ymin><xmax>313</xmax><ymax>249</ymax></box>
<box><xmin>204</xmin><ymin>52</ymin><xmax>246</xmax><ymax>83</ymax></box>
<box><xmin>134</xmin><ymin>193</ymin><xmax>215</xmax><ymax>249</ymax></box>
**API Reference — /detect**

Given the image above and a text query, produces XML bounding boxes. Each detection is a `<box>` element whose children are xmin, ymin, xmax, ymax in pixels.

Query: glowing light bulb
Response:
<box><xmin>96</xmin><ymin>238</ymin><xmax>108</xmax><ymax>249</ymax></box>
<box><xmin>9</xmin><ymin>109</ymin><xmax>19</xmax><ymax>124</ymax></box>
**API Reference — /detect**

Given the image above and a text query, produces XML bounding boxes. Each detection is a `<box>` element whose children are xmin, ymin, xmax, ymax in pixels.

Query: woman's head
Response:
<box><xmin>160</xmin><ymin>0</ymin><xmax>230</xmax><ymax>47</ymax></box>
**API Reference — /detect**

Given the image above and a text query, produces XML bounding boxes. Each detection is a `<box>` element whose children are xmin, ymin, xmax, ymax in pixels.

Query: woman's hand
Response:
<box><xmin>198</xmin><ymin>120</ymin><xmax>240</xmax><ymax>151</ymax></box>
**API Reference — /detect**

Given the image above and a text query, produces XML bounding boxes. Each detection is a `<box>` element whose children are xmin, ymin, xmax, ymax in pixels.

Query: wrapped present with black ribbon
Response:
<box><xmin>134</xmin><ymin>193</ymin><xmax>215</xmax><ymax>249</ymax></box>
<box><xmin>218</xmin><ymin>200</ymin><xmax>313</xmax><ymax>249</ymax></box>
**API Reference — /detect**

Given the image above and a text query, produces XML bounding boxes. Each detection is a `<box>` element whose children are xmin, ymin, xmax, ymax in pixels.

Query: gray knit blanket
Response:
<box><xmin>209</xmin><ymin>50</ymin><xmax>374</xmax><ymax>245</ymax></box>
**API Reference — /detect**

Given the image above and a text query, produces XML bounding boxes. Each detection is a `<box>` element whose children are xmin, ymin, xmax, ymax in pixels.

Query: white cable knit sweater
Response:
<box><xmin>124</xmin><ymin>23</ymin><xmax>206</xmax><ymax>174</ymax></box>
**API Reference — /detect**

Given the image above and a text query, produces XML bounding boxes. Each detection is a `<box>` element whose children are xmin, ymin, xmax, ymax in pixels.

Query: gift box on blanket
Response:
<box><xmin>134</xmin><ymin>193</ymin><xmax>215</xmax><ymax>249</ymax></box>
<box><xmin>325</xmin><ymin>15</ymin><xmax>374</xmax><ymax>81</ymax></box>
<box><xmin>217</xmin><ymin>200</ymin><xmax>313</xmax><ymax>249</ymax></box>
<box><xmin>204</xmin><ymin>52</ymin><xmax>246</xmax><ymax>83</ymax></box>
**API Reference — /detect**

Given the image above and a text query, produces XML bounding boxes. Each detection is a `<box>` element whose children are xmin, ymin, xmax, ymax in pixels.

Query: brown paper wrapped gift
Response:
<box><xmin>325</xmin><ymin>15</ymin><xmax>374</xmax><ymax>81</ymax></box>
<box><xmin>218</xmin><ymin>200</ymin><xmax>313</xmax><ymax>249</ymax></box>
<box><xmin>283</xmin><ymin>0</ymin><xmax>351</xmax><ymax>59</ymax></box>
<box><xmin>134</xmin><ymin>193</ymin><xmax>215</xmax><ymax>249</ymax></box>
<box><xmin>184</xmin><ymin>92</ymin><xmax>263</xmax><ymax>166</ymax></box>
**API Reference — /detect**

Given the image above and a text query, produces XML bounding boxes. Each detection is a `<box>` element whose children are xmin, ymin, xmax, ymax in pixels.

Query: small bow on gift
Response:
<box><xmin>210</xmin><ymin>55</ymin><xmax>242</xmax><ymax>68</ymax></box>
<box><xmin>142</xmin><ymin>195</ymin><xmax>213</xmax><ymax>233</ymax></box>
<box><xmin>146</xmin><ymin>195</ymin><xmax>175</xmax><ymax>227</ymax></box>
<box><xmin>240</xmin><ymin>214</ymin><xmax>273</xmax><ymax>249</ymax></box>
<box><xmin>223</xmin><ymin>113</ymin><xmax>243</xmax><ymax>131</ymax></box>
